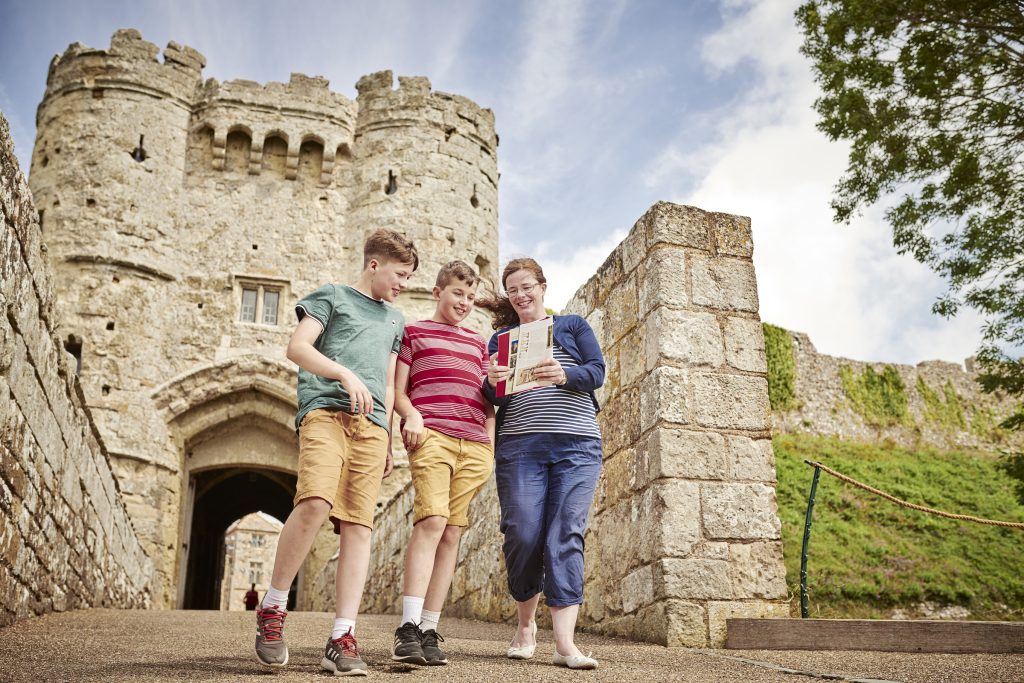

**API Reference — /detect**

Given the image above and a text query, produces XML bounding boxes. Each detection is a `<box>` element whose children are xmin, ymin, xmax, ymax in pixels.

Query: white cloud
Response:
<box><xmin>648</xmin><ymin>0</ymin><xmax>982</xmax><ymax>365</ymax></box>
<box><xmin>508</xmin><ymin>0</ymin><xmax>586</xmax><ymax>132</ymax></box>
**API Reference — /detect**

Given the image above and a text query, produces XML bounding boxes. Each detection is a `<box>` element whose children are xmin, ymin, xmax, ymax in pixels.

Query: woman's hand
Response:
<box><xmin>402</xmin><ymin>410</ymin><xmax>425</xmax><ymax>451</ymax></box>
<box><xmin>487</xmin><ymin>355</ymin><xmax>512</xmax><ymax>388</ymax></box>
<box><xmin>531</xmin><ymin>357</ymin><xmax>566</xmax><ymax>385</ymax></box>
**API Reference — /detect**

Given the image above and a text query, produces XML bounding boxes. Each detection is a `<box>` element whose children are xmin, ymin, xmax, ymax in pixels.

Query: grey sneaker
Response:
<box><xmin>254</xmin><ymin>605</ymin><xmax>288</xmax><ymax>667</ymax></box>
<box><xmin>322</xmin><ymin>630</ymin><xmax>368</xmax><ymax>677</ymax></box>
<box><xmin>421</xmin><ymin>628</ymin><xmax>448</xmax><ymax>665</ymax></box>
<box><xmin>392</xmin><ymin>621</ymin><xmax>427</xmax><ymax>665</ymax></box>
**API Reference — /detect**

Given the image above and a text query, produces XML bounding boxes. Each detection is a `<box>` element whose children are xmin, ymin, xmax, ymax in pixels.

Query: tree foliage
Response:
<box><xmin>796</xmin><ymin>0</ymin><xmax>1024</xmax><ymax>431</ymax></box>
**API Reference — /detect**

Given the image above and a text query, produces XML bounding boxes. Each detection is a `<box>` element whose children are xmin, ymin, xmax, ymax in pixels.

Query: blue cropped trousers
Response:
<box><xmin>494</xmin><ymin>432</ymin><xmax>603</xmax><ymax>607</ymax></box>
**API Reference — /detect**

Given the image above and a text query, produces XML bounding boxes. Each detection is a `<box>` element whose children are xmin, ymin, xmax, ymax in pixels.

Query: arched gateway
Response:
<box><xmin>153</xmin><ymin>356</ymin><xmax>335</xmax><ymax>609</ymax></box>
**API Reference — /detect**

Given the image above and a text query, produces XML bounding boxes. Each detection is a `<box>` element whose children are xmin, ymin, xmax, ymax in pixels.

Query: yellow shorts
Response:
<box><xmin>295</xmin><ymin>408</ymin><xmax>388</xmax><ymax>532</ymax></box>
<box><xmin>410</xmin><ymin>428</ymin><xmax>494</xmax><ymax>527</ymax></box>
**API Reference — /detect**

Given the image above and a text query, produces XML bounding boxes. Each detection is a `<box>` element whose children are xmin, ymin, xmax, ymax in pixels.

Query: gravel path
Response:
<box><xmin>0</xmin><ymin>610</ymin><xmax>1020</xmax><ymax>682</ymax></box>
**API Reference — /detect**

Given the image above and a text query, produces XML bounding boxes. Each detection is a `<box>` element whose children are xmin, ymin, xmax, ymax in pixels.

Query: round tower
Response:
<box><xmin>29</xmin><ymin>28</ymin><xmax>204</xmax><ymax>409</ymax></box>
<box><xmin>28</xmin><ymin>29</ymin><xmax>206</xmax><ymax>607</ymax></box>
<box><xmin>350</xmin><ymin>71</ymin><xmax>499</xmax><ymax>325</ymax></box>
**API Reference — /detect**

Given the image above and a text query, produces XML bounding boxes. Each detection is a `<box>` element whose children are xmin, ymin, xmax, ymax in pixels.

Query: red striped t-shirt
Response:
<box><xmin>398</xmin><ymin>320</ymin><xmax>490</xmax><ymax>443</ymax></box>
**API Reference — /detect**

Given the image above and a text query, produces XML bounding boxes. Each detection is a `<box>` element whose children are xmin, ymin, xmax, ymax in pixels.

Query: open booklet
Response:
<box><xmin>495</xmin><ymin>316</ymin><xmax>554</xmax><ymax>397</ymax></box>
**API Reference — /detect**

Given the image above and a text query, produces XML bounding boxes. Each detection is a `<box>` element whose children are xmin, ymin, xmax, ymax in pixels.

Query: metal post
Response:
<box><xmin>799</xmin><ymin>462</ymin><xmax>822</xmax><ymax>619</ymax></box>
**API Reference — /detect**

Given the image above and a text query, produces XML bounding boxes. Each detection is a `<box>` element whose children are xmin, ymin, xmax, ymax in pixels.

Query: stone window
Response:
<box><xmin>262</xmin><ymin>291</ymin><xmax>280</xmax><ymax>325</ymax></box>
<box><xmin>234</xmin><ymin>276</ymin><xmax>289</xmax><ymax>326</ymax></box>
<box><xmin>250</xmin><ymin>533</ymin><xmax>265</xmax><ymax>548</ymax></box>
<box><xmin>249</xmin><ymin>561</ymin><xmax>263</xmax><ymax>584</ymax></box>
<box><xmin>240</xmin><ymin>288</ymin><xmax>258</xmax><ymax>323</ymax></box>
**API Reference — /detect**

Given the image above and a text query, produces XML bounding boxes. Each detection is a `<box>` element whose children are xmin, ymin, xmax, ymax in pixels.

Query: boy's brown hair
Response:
<box><xmin>363</xmin><ymin>229</ymin><xmax>419</xmax><ymax>271</ymax></box>
<box><xmin>435</xmin><ymin>260</ymin><xmax>479</xmax><ymax>289</ymax></box>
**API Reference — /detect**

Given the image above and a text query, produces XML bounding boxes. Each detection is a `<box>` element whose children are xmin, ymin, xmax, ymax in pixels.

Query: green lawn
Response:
<box><xmin>774</xmin><ymin>433</ymin><xmax>1024</xmax><ymax>620</ymax></box>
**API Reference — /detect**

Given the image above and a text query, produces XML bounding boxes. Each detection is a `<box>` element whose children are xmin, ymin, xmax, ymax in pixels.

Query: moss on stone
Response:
<box><xmin>917</xmin><ymin>377</ymin><xmax>966</xmax><ymax>430</ymax></box>
<box><xmin>763</xmin><ymin>323</ymin><xmax>798</xmax><ymax>411</ymax></box>
<box><xmin>839</xmin><ymin>364</ymin><xmax>911</xmax><ymax>428</ymax></box>
<box><xmin>969</xmin><ymin>405</ymin><xmax>1007</xmax><ymax>444</ymax></box>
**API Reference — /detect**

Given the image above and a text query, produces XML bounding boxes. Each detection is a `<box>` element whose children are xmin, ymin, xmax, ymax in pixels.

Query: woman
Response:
<box><xmin>478</xmin><ymin>258</ymin><xmax>604</xmax><ymax>670</ymax></box>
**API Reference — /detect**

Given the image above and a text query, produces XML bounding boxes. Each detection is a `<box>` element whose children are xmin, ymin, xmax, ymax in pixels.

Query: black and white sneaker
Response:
<box><xmin>421</xmin><ymin>628</ymin><xmax>448</xmax><ymax>665</ymax></box>
<box><xmin>392</xmin><ymin>621</ymin><xmax>427</xmax><ymax>665</ymax></box>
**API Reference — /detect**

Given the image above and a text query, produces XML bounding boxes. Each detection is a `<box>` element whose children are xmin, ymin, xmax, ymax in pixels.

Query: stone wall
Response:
<box><xmin>313</xmin><ymin>202</ymin><xmax>788</xmax><ymax>647</ymax></box>
<box><xmin>0</xmin><ymin>112</ymin><xmax>152</xmax><ymax>626</ymax></box>
<box><xmin>772</xmin><ymin>330</ymin><xmax>1024</xmax><ymax>452</ymax></box>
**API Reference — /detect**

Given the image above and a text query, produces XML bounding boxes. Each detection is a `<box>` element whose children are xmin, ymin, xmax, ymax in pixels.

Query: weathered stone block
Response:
<box><xmin>726</xmin><ymin>435</ymin><xmax>776</xmax><ymax>482</ymax></box>
<box><xmin>640</xmin><ymin>202</ymin><xmax>713</xmax><ymax>252</ymax></box>
<box><xmin>690</xmin><ymin>255</ymin><xmax>758</xmax><ymax>312</ymax></box>
<box><xmin>645</xmin><ymin>308</ymin><xmax>724</xmax><ymax>370</ymax></box>
<box><xmin>711</xmin><ymin>212</ymin><xmax>753</xmax><ymax>258</ymax></box>
<box><xmin>598</xmin><ymin>386</ymin><xmax>640</xmax><ymax>455</ymax></box>
<box><xmin>691</xmin><ymin>373</ymin><xmax>769</xmax><ymax>431</ymax></box>
<box><xmin>639</xmin><ymin>366</ymin><xmax>689</xmax><ymax>433</ymax></box>
<box><xmin>659</xmin><ymin>558</ymin><xmax>733</xmax><ymax>600</ymax></box>
<box><xmin>602</xmin><ymin>273</ymin><xmax>638</xmax><ymax>345</ymax></box>
<box><xmin>723</xmin><ymin>316</ymin><xmax>766</xmax><ymax>372</ymax></box>
<box><xmin>639</xmin><ymin>247</ymin><xmax>688</xmax><ymax>316</ymax></box>
<box><xmin>639</xmin><ymin>428</ymin><xmax>728</xmax><ymax>481</ymax></box>
<box><xmin>621</xmin><ymin>563</ymin><xmax>656</xmax><ymax>614</ymax></box>
<box><xmin>727</xmin><ymin>541</ymin><xmax>788</xmax><ymax>600</ymax></box>
<box><xmin>701</xmin><ymin>483</ymin><xmax>782</xmax><ymax>540</ymax></box>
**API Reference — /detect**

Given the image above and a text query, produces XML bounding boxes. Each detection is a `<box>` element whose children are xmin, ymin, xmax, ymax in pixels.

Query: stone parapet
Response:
<box><xmin>0</xmin><ymin>112</ymin><xmax>153</xmax><ymax>626</ymax></box>
<box><xmin>772</xmin><ymin>329</ymin><xmax>1024</xmax><ymax>450</ymax></box>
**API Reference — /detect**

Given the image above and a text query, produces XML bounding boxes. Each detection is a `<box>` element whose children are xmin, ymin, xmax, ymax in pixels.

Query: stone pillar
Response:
<box><xmin>565</xmin><ymin>201</ymin><xmax>788</xmax><ymax>647</ymax></box>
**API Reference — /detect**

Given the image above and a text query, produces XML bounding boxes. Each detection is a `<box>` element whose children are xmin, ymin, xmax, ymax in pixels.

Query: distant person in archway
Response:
<box><xmin>478</xmin><ymin>257</ymin><xmax>604</xmax><ymax>671</ymax></box>
<box><xmin>253</xmin><ymin>229</ymin><xmax>418</xmax><ymax>677</ymax></box>
<box><xmin>244</xmin><ymin>584</ymin><xmax>259</xmax><ymax>611</ymax></box>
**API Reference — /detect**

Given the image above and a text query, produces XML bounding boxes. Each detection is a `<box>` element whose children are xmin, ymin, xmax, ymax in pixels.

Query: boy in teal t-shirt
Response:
<box><xmin>253</xmin><ymin>229</ymin><xmax>418</xmax><ymax>677</ymax></box>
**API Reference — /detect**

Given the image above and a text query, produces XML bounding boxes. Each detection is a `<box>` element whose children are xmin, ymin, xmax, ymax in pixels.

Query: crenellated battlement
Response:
<box><xmin>42</xmin><ymin>29</ymin><xmax>205</xmax><ymax>108</ymax></box>
<box><xmin>355</xmin><ymin>70</ymin><xmax>498</xmax><ymax>155</ymax></box>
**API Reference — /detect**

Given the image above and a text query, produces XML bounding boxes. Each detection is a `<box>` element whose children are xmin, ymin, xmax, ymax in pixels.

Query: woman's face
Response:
<box><xmin>505</xmin><ymin>268</ymin><xmax>547</xmax><ymax>323</ymax></box>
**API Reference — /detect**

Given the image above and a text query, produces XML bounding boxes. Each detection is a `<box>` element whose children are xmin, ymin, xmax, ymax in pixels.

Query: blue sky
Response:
<box><xmin>0</xmin><ymin>0</ymin><xmax>985</xmax><ymax>366</ymax></box>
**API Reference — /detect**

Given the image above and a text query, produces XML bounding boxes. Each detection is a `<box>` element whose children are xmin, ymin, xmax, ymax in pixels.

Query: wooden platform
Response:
<box><xmin>726</xmin><ymin>618</ymin><xmax>1024</xmax><ymax>653</ymax></box>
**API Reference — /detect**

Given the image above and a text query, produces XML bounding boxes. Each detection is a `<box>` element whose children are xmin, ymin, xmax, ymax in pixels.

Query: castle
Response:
<box><xmin>26</xmin><ymin>28</ymin><xmax>499</xmax><ymax>609</ymax></box>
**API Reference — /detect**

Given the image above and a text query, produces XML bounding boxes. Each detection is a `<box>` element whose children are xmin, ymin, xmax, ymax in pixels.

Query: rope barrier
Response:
<box><xmin>803</xmin><ymin>460</ymin><xmax>1024</xmax><ymax>529</ymax></box>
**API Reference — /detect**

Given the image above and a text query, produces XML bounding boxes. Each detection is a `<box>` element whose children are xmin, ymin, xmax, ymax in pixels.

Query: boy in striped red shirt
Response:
<box><xmin>391</xmin><ymin>260</ymin><xmax>494</xmax><ymax>666</ymax></box>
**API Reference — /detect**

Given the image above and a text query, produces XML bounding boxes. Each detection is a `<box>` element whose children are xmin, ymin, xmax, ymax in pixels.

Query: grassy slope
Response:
<box><xmin>774</xmin><ymin>433</ymin><xmax>1024</xmax><ymax>619</ymax></box>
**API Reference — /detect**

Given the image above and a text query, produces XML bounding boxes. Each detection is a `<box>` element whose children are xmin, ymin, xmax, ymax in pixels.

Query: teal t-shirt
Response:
<box><xmin>294</xmin><ymin>284</ymin><xmax>404</xmax><ymax>431</ymax></box>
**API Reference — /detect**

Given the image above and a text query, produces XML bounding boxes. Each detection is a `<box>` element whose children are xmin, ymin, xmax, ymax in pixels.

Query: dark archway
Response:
<box><xmin>182</xmin><ymin>468</ymin><xmax>295</xmax><ymax>609</ymax></box>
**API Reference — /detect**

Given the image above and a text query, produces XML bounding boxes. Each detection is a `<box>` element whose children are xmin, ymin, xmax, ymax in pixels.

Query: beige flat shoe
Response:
<box><xmin>506</xmin><ymin>621</ymin><xmax>538</xmax><ymax>659</ymax></box>
<box><xmin>553</xmin><ymin>650</ymin><xmax>598</xmax><ymax>670</ymax></box>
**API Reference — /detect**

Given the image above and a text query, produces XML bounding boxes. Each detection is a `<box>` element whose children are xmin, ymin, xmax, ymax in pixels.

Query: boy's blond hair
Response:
<box><xmin>435</xmin><ymin>260</ymin><xmax>479</xmax><ymax>289</ymax></box>
<box><xmin>363</xmin><ymin>229</ymin><xmax>419</xmax><ymax>271</ymax></box>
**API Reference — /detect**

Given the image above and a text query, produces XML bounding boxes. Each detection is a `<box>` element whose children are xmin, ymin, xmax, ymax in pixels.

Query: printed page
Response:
<box><xmin>496</xmin><ymin>316</ymin><xmax>554</xmax><ymax>397</ymax></box>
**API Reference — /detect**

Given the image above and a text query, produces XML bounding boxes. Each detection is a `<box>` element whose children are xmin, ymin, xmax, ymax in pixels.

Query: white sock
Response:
<box><xmin>261</xmin><ymin>585</ymin><xmax>289</xmax><ymax>610</ymax></box>
<box><xmin>420</xmin><ymin>609</ymin><xmax>441</xmax><ymax>632</ymax></box>
<box><xmin>401</xmin><ymin>596</ymin><xmax>424</xmax><ymax>625</ymax></box>
<box><xmin>332</xmin><ymin>617</ymin><xmax>356</xmax><ymax>640</ymax></box>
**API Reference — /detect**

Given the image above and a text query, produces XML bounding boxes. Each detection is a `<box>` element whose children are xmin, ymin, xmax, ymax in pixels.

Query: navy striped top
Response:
<box><xmin>499</xmin><ymin>346</ymin><xmax>601</xmax><ymax>439</ymax></box>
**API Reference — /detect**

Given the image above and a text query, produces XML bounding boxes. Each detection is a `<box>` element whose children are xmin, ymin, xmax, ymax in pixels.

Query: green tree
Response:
<box><xmin>796</xmin><ymin>0</ymin><xmax>1024</xmax><ymax>432</ymax></box>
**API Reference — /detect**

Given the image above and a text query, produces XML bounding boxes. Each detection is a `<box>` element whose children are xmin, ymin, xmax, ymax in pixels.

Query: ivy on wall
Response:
<box><xmin>763</xmin><ymin>323</ymin><xmax>799</xmax><ymax>411</ymax></box>
<box><xmin>838</xmin><ymin>364</ymin><xmax>910</xmax><ymax>428</ymax></box>
<box><xmin>917</xmin><ymin>377</ymin><xmax>966</xmax><ymax>430</ymax></box>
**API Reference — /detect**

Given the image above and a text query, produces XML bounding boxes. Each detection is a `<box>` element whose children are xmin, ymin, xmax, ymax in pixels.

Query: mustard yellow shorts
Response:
<box><xmin>410</xmin><ymin>428</ymin><xmax>494</xmax><ymax>527</ymax></box>
<box><xmin>295</xmin><ymin>408</ymin><xmax>388</xmax><ymax>532</ymax></box>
